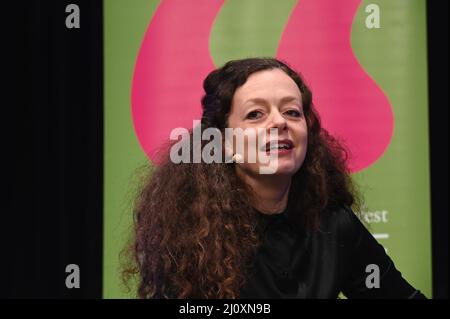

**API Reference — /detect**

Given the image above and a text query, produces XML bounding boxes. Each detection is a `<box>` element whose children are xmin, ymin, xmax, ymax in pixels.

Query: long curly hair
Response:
<box><xmin>122</xmin><ymin>57</ymin><xmax>361</xmax><ymax>299</ymax></box>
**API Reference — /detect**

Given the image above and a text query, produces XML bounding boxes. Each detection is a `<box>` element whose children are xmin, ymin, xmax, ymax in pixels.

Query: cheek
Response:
<box><xmin>303</xmin><ymin>130</ymin><xmax>308</xmax><ymax>146</ymax></box>
<box><xmin>294</xmin><ymin>126</ymin><xmax>308</xmax><ymax>160</ymax></box>
<box><xmin>293</xmin><ymin>124</ymin><xmax>308</xmax><ymax>144</ymax></box>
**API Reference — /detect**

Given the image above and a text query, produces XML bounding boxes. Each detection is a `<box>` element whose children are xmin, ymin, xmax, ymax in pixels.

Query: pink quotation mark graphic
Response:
<box><xmin>132</xmin><ymin>0</ymin><xmax>393</xmax><ymax>172</ymax></box>
<box><xmin>277</xmin><ymin>0</ymin><xmax>393</xmax><ymax>172</ymax></box>
<box><xmin>132</xmin><ymin>0</ymin><xmax>223</xmax><ymax>163</ymax></box>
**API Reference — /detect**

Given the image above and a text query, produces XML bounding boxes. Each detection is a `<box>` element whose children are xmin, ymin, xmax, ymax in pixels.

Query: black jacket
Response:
<box><xmin>239</xmin><ymin>205</ymin><xmax>426</xmax><ymax>299</ymax></box>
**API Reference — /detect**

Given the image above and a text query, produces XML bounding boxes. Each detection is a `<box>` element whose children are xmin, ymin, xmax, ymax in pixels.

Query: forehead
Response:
<box><xmin>232</xmin><ymin>68</ymin><xmax>301</xmax><ymax>104</ymax></box>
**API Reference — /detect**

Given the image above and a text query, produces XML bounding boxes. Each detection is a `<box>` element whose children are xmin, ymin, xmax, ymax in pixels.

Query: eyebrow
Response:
<box><xmin>243</xmin><ymin>96</ymin><xmax>301</xmax><ymax>107</ymax></box>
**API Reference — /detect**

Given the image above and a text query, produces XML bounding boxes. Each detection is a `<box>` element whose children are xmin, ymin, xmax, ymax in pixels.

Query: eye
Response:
<box><xmin>284</xmin><ymin>109</ymin><xmax>303</xmax><ymax>118</ymax></box>
<box><xmin>246</xmin><ymin>110</ymin><xmax>263</xmax><ymax>120</ymax></box>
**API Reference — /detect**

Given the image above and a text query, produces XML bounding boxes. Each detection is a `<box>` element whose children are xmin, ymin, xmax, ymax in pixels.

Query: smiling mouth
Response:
<box><xmin>261</xmin><ymin>139</ymin><xmax>294</xmax><ymax>152</ymax></box>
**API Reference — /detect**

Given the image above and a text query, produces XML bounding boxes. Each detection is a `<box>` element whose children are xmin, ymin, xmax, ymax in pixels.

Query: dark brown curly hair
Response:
<box><xmin>122</xmin><ymin>57</ymin><xmax>361</xmax><ymax>299</ymax></box>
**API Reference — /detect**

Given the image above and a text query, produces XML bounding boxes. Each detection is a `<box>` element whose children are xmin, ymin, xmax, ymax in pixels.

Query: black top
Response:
<box><xmin>239</xmin><ymin>204</ymin><xmax>426</xmax><ymax>299</ymax></box>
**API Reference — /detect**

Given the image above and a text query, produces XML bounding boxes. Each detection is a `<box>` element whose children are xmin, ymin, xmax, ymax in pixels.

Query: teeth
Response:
<box><xmin>268</xmin><ymin>143</ymin><xmax>291</xmax><ymax>150</ymax></box>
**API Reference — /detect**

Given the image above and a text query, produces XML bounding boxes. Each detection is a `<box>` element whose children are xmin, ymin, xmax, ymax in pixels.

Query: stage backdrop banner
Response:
<box><xmin>104</xmin><ymin>0</ymin><xmax>431</xmax><ymax>298</ymax></box>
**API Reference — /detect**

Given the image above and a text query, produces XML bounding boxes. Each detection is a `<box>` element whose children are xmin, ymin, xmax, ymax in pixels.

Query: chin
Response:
<box><xmin>261</xmin><ymin>161</ymin><xmax>300</xmax><ymax>176</ymax></box>
<box><xmin>273</xmin><ymin>167</ymin><xmax>298</xmax><ymax>176</ymax></box>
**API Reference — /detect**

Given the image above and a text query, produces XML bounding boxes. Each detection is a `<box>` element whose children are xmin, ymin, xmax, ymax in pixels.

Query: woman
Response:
<box><xmin>124</xmin><ymin>57</ymin><xmax>426</xmax><ymax>299</ymax></box>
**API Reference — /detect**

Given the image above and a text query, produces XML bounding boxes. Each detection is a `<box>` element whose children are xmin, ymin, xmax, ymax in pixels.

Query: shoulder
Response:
<box><xmin>322</xmin><ymin>205</ymin><xmax>362</xmax><ymax>229</ymax></box>
<box><xmin>320</xmin><ymin>205</ymin><xmax>367</xmax><ymax>248</ymax></box>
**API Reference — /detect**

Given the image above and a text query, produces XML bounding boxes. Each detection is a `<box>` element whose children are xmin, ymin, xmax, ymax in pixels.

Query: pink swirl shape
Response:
<box><xmin>131</xmin><ymin>0</ymin><xmax>224</xmax><ymax>162</ymax></box>
<box><xmin>277</xmin><ymin>0</ymin><xmax>394</xmax><ymax>172</ymax></box>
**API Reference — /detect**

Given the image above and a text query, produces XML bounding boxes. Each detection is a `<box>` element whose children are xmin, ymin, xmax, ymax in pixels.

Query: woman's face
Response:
<box><xmin>227</xmin><ymin>68</ymin><xmax>308</xmax><ymax>179</ymax></box>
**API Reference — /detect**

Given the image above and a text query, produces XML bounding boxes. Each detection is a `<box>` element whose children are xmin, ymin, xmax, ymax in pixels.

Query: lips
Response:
<box><xmin>261</xmin><ymin>139</ymin><xmax>294</xmax><ymax>152</ymax></box>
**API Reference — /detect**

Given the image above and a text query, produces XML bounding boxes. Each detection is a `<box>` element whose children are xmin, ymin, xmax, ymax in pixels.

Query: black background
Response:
<box><xmin>3</xmin><ymin>0</ymin><xmax>102</xmax><ymax>298</ymax></box>
<box><xmin>1</xmin><ymin>0</ymin><xmax>448</xmax><ymax>299</ymax></box>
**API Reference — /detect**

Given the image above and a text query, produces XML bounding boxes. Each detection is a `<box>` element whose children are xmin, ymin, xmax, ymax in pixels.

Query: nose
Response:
<box><xmin>268</xmin><ymin>108</ymin><xmax>287</xmax><ymax>131</ymax></box>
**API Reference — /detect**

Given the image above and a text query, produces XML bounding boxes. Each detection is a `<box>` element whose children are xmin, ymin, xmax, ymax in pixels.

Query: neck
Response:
<box><xmin>237</xmin><ymin>169</ymin><xmax>292</xmax><ymax>215</ymax></box>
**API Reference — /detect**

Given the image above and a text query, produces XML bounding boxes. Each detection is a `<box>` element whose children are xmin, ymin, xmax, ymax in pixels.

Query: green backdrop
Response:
<box><xmin>104</xmin><ymin>0</ymin><xmax>431</xmax><ymax>298</ymax></box>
